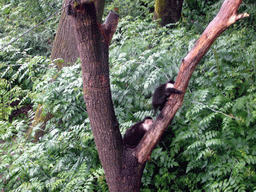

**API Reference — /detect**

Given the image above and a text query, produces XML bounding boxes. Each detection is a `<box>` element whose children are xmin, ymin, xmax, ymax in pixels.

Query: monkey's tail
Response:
<box><xmin>173</xmin><ymin>89</ymin><xmax>183</xmax><ymax>94</ymax></box>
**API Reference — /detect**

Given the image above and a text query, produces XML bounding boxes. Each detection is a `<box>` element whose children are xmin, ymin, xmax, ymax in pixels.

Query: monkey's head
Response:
<box><xmin>166</xmin><ymin>80</ymin><xmax>175</xmax><ymax>88</ymax></box>
<box><xmin>142</xmin><ymin>116</ymin><xmax>153</xmax><ymax>131</ymax></box>
<box><xmin>168</xmin><ymin>80</ymin><xmax>175</xmax><ymax>84</ymax></box>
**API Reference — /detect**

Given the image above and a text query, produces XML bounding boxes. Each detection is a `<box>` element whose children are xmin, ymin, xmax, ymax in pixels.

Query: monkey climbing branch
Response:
<box><xmin>134</xmin><ymin>0</ymin><xmax>249</xmax><ymax>164</ymax></box>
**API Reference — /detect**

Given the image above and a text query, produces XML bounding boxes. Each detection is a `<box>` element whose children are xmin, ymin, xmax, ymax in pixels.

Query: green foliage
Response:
<box><xmin>0</xmin><ymin>120</ymin><xmax>106</xmax><ymax>191</ymax></box>
<box><xmin>0</xmin><ymin>53</ymin><xmax>50</xmax><ymax>123</ymax></box>
<box><xmin>110</xmin><ymin>17</ymin><xmax>190</xmax><ymax>124</ymax></box>
<box><xmin>1</xmin><ymin>55</ymin><xmax>50</xmax><ymax>89</ymax></box>
<box><xmin>0</xmin><ymin>63</ymin><xmax>108</xmax><ymax>192</ymax></box>
<box><xmin>108</xmin><ymin>2</ymin><xmax>256</xmax><ymax>191</ymax></box>
<box><xmin>0</xmin><ymin>79</ymin><xmax>22</xmax><ymax>121</ymax></box>
<box><xmin>182</xmin><ymin>0</ymin><xmax>221</xmax><ymax>33</ymax></box>
<box><xmin>105</xmin><ymin>0</ymin><xmax>154</xmax><ymax>20</ymax></box>
<box><xmin>34</xmin><ymin>60</ymin><xmax>87</xmax><ymax>127</ymax></box>
<box><xmin>0</xmin><ymin>0</ymin><xmax>256</xmax><ymax>191</ymax></box>
<box><xmin>0</xmin><ymin>0</ymin><xmax>62</xmax><ymax>56</ymax></box>
<box><xmin>170</xmin><ymin>24</ymin><xmax>256</xmax><ymax>191</ymax></box>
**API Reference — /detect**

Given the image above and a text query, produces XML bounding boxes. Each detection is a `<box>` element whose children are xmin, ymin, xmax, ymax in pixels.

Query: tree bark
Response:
<box><xmin>69</xmin><ymin>2</ymin><xmax>120</xmax><ymax>191</ymax></box>
<box><xmin>50</xmin><ymin>0</ymin><xmax>79</xmax><ymax>67</ymax></box>
<box><xmin>95</xmin><ymin>0</ymin><xmax>105</xmax><ymax>23</ymax></box>
<box><xmin>153</xmin><ymin>0</ymin><xmax>184</xmax><ymax>27</ymax></box>
<box><xmin>51</xmin><ymin>0</ymin><xmax>106</xmax><ymax>67</ymax></box>
<box><xmin>69</xmin><ymin>2</ymin><xmax>147</xmax><ymax>191</ymax></box>
<box><xmin>70</xmin><ymin>0</ymin><xmax>248</xmax><ymax>191</ymax></box>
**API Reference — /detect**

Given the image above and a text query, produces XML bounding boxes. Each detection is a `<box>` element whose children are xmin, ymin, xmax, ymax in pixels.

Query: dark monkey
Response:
<box><xmin>124</xmin><ymin>116</ymin><xmax>153</xmax><ymax>148</ymax></box>
<box><xmin>152</xmin><ymin>80</ymin><xmax>183</xmax><ymax>115</ymax></box>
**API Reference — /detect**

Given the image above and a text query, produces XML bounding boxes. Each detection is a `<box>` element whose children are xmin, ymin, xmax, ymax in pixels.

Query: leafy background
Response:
<box><xmin>0</xmin><ymin>0</ymin><xmax>256</xmax><ymax>191</ymax></box>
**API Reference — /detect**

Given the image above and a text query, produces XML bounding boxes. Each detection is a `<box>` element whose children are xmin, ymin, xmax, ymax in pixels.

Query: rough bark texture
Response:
<box><xmin>95</xmin><ymin>0</ymin><xmax>105</xmax><ymax>23</ymax></box>
<box><xmin>101</xmin><ymin>11</ymin><xmax>119</xmax><ymax>47</ymax></box>
<box><xmin>70</xmin><ymin>2</ymin><xmax>147</xmax><ymax>191</ymax></box>
<box><xmin>120</xmin><ymin>146</ymin><xmax>146</xmax><ymax>191</ymax></box>
<box><xmin>50</xmin><ymin>0</ymin><xmax>79</xmax><ymax>67</ymax></box>
<box><xmin>72</xmin><ymin>4</ymin><xmax>122</xmax><ymax>190</ymax></box>
<box><xmin>51</xmin><ymin>0</ymin><xmax>106</xmax><ymax>67</ymax></box>
<box><xmin>135</xmin><ymin>0</ymin><xmax>249</xmax><ymax>164</ymax></box>
<box><xmin>153</xmin><ymin>0</ymin><xmax>183</xmax><ymax>27</ymax></box>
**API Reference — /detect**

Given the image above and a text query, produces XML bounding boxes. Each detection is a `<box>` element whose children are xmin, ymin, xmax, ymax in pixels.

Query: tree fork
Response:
<box><xmin>69</xmin><ymin>0</ymin><xmax>249</xmax><ymax>191</ymax></box>
<box><xmin>134</xmin><ymin>0</ymin><xmax>249</xmax><ymax>164</ymax></box>
<box><xmin>69</xmin><ymin>1</ymin><xmax>146</xmax><ymax>191</ymax></box>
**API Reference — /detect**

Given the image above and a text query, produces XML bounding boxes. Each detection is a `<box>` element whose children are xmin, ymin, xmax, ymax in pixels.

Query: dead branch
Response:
<box><xmin>101</xmin><ymin>11</ymin><xmax>119</xmax><ymax>47</ymax></box>
<box><xmin>134</xmin><ymin>0</ymin><xmax>249</xmax><ymax>164</ymax></box>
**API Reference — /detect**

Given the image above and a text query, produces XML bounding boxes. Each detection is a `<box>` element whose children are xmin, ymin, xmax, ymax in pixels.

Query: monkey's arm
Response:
<box><xmin>165</xmin><ymin>88</ymin><xmax>183</xmax><ymax>96</ymax></box>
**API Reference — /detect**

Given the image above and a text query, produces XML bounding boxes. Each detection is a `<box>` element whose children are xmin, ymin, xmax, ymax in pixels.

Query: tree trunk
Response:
<box><xmin>32</xmin><ymin>0</ymin><xmax>106</xmax><ymax>142</ymax></box>
<box><xmin>69</xmin><ymin>0</ymin><xmax>248</xmax><ymax>191</ymax></box>
<box><xmin>153</xmin><ymin>0</ymin><xmax>184</xmax><ymax>27</ymax></box>
<box><xmin>69</xmin><ymin>2</ymin><xmax>146</xmax><ymax>191</ymax></box>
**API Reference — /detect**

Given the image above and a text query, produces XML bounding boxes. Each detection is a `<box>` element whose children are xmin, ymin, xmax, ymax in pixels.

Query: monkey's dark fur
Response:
<box><xmin>124</xmin><ymin>116</ymin><xmax>153</xmax><ymax>148</ymax></box>
<box><xmin>152</xmin><ymin>80</ymin><xmax>182</xmax><ymax>115</ymax></box>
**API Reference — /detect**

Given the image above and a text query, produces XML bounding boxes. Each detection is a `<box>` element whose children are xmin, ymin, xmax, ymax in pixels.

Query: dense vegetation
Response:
<box><xmin>0</xmin><ymin>0</ymin><xmax>255</xmax><ymax>191</ymax></box>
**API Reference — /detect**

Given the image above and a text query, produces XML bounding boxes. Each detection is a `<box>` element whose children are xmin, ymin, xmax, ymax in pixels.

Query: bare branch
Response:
<box><xmin>192</xmin><ymin>101</ymin><xmax>239</xmax><ymax>120</ymax></box>
<box><xmin>134</xmin><ymin>0</ymin><xmax>249</xmax><ymax>164</ymax></box>
<box><xmin>101</xmin><ymin>11</ymin><xmax>119</xmax><ymax>47</ymax></box>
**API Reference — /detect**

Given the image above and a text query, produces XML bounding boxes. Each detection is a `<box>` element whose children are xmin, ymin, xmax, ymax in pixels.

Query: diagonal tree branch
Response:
<box><xmin>134</xmin><ymin>0</ymin><xmax>249</xmax><ymax>164</ymax></box>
